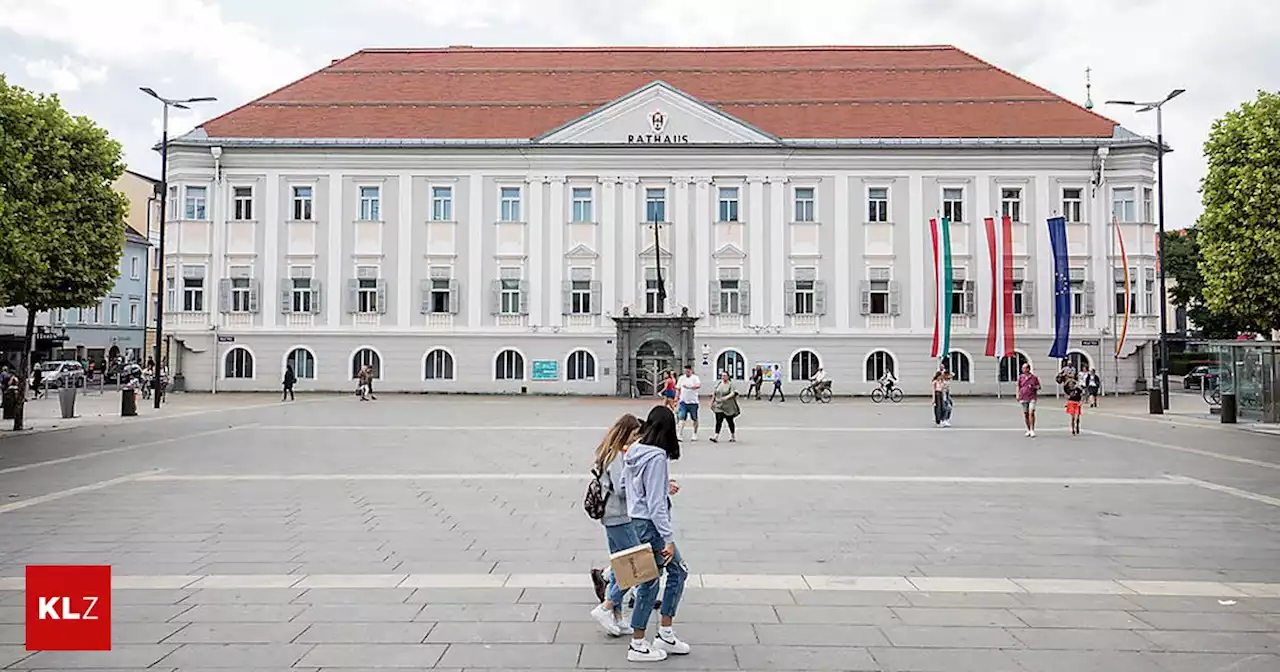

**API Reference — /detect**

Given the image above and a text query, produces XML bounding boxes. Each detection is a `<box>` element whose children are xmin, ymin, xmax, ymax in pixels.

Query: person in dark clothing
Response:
<box><xmin>283</xmin><ymin>365</ymin><xmax>297</xmax><ymax>401</ymax></box>
<box><xmin>31</xmin><ymin>365</ymin><xmax>44</xmax><ymax>399</ymax></box>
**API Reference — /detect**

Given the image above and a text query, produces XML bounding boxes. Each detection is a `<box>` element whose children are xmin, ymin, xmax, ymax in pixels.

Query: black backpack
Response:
<box><xmin>583</xmin><ymin>464</ymin><xmax>613</xmax><ymax>520</ymax></box>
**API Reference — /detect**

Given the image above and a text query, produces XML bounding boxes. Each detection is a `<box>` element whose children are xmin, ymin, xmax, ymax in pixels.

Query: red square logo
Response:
<box><xmin>25</xmin><ymin>565</ymin><xmax>111</xmax><ymax>651</ymax></box>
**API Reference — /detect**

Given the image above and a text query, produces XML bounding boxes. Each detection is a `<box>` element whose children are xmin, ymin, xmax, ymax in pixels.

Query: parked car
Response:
<box><xmin>1183</xmin><ymin>365</ymin><xmax>1221</xmax><ymax>390</ymax></box>
<box><xmin>40</xmin><ymin>361</ymin><xmax>86</xmax><ymax>389</ymax></box>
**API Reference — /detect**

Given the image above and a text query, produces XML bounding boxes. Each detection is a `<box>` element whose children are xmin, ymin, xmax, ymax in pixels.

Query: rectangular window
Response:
<box><xmin>717</xmin><ymin>187</ymin><xmax>740</xmax><ymax>222</ymax></box>
<box><xmin>1012</xmin><ymin>268</ymin><xmax>1026</xmax><ymax>315</ymax></box>
<box><xmin>1112</xmin><ymin>187</ymin><xmax>1136</xmax><ymax>222</ymax></box>
<box><xmin>794</xmin><ymin>187</ymin><xmax>815</xmax><ymax>222</ymax></box>
<box><xmin>1142</xmin><ymin>187</ymin><xmax>1154</xmax><ymax>222</ymax></box>
<box><xmin>1070</xmin><ymin>267</ymin><xmax>1086</xmax><ymax>315</ymax></box>
<box><xmin>719</xmin><ymin>278</ymin><xmax>741</xmax><ymax>315</ymax></box>
<box><xmin>1062</xmin><ymin>188</ymin><xmax>1083</xmax><ymax>223</ymax></box>
<box><xmin>499</xmin><ymin>187</ymin><xmax>522</xmax><ymax>222</ymax></box>
<box><xmin>357</xmin><ymin>266</ymin><xmax>379</xmax><ymax>313</ymax></box>
<box><xmin>291</xmin><ymin>268</ymin><xmax>313</xmax><ymax>314</ymax></box>
<box><xmin>182</xmin><ymin>265</ymin><xmax>205</xmax><ymax>312</ymax></box>
<box><xmin>232</xmin><ymin>186</ymin><xmax>253</xmax><ymax>221</ymax></box>
<box><xmin>1000</xmin><ymin>188</ymin><xmax>1022</xmax><ymax>223</ymax></box>
<box><xmin>867</xmin><ymin>187</ymin><xmax>889</xmax><ymax>223</ymax></box>
<box><xmin>165</xmin><ymin>266</ymin><xmax>176</xmax><ymax>310</ymax></box>
<box><xmin>229</xmin><ymin>266</ymin><xmax>252</xmax><ymax>313</ymax></box>
<box><xmin>109</xmin><ymin>301</ymin><xmax>119</xmax><ymax>325</ymax></box>
<box><xmin>129</xmin><ymin>256</ymin><xmax>140</xmax><ymax>280</ymax></box>
<box><xmin>951</xmin><ymin>273</ymin><xmax>967</xmax><ymax>315</ymax></box>
<box><xmin>167</xmin><ymin>186</ymin><xmax>178</xmax><ymax>219</ymax></box>
<box><xmin>942</xmin><ymin>187</ymin><xmax>964</xmax><ymax>223</ymax></box>
<box><xmin>644</xmin><ymin>267</ymin><xmax>664</xmax><ymax>314</ymax></box>
<box><xmin>794</xmin><ymin>269</ymin><xmax>816</xmax><ymax>315</ymax></box>
<box><xmin>571</xmin><ymin>187</ymin><xmax>593</xmax><ymax>222</ymax></box>
<box><xmin>570</xmin><ymin>279</ymin><xmax>592</xmax><ymax>314</ymax></box>
<box><xmin>358</xmin><ymin>186</ymin><xmax>380</xmax><ymax>221</ymax></box>
<box><xmin>868</xmin><ymin>268</ymin><xmax>891</xmax><ymax>315</ymax></box>
<box><xmin>184</xmin><ymin>186</ymin><xmax>207</xmax><ymax>220</ymax></box>
<box><xmin>128</xmin><ymin>303</ymin><xmax>139</xmax><ymax>326</ymax></box>
<box><xmin>431</xmin><ymin>186</ymin><xmax>453</xmax><ymax>221</ymax></box>
<box><xmin>645</xmin><ymin>188</ymin><xmax>666</xmax><ymax>223</ymax></box>
<box><xmin>86</xmin><ymin>304</ymin><xmax>100</xmax><ymax>324</ymax></box>
<box><xmin>431</xmin><ymin>276</ymin><xmax>451</xmax><ymax>313</ymax></box>
<box><xmin>1143</xmin><ymin>267</ymin><xmax>1155</xmax><ymax>314</ymax></box>
<box><xmin>292</xmin><ymin>186</ymin><xmax>314</xmax><ymax>221</ymax></box>
<box><xmin>500</xmin><ymin>268</ymin><xmax>521</xmax><ymax>314</ymax></box>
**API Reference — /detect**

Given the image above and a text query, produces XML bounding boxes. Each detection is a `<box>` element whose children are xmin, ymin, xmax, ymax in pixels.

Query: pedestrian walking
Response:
<box><xmin>1065</xmin><ymin>378</ymin><xmax>1084</xmax><ymax>435</ymax></box>
<box><xmin>587</xmin><ymin>413</ymin><xmax>643</xmax><ymax>637</ymax></box>
<box><xmin>30</xmin><ymin>365</ymin><xmax>43</xmax><ymax>400</ymax></box>
<box><xmin>768</xmin><ymin>364</ymin><xmax>785</xmax><ymax>402</ymax></box>
<box><xmin>659</xmin><ymin>370</ymin><xmax>677</xmax><ymax>412</ymax></box>
<box><xmin>675</xmin><ymin>364</ymin><xmax>701</xmax><ymax>442</ymax></box>
<box><xmin>1017</xmin><ymin>363</ymin><xmax>1041</xmax><ymax>438</ymax></box>
<box><xmin>709</xmin><ymin>371</ymin><xmax>740</xmax><ymax>443</ymax></box>
<box><xmin>356</xmin><ymin>366</ymin><xmax>373</xmax><ymax>401</ymax></box>
<box><xmin>621</xmin><ymin>405</ymin><xmax>690</xmax><ymax>662</ymax></box>
<box><xmin>1083</xmin><ymin>367</ymin><xmax>1101</xmax><ymax>407</ymax></box>
<box><xmin>931</xmin><ymin>369</ymin><xmax>952</xmax><ymax>427</ymax></box>
<box><xmin>282</xmin><ymin>364</ymin><xmax>297</xmax><ymax>401</ymax></box>
<box><xmin>747</xmin><ymin>365</ymin><xmax>763</xmax><ymax>400</ymax></box>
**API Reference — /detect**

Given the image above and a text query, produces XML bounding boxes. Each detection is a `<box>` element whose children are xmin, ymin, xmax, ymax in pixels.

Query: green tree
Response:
<box><xmin>1198</xmin><ymin>89</ymin><xmax>1280</xmax><ymax>336</ymax></box>
<box><xmin>1162</xmin><ymin>228</ymin><xmax>1251</xmax><ymax>338</ymax></box>
<box><xmin>0</xmin><ymin>75</ymin><xmax>127</xmax><ymax>430</ymax></box>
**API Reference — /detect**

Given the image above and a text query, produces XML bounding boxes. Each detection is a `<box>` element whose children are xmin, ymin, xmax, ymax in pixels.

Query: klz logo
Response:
<box><xmin>26</xmin><ymin>565</ymin><xmax>111</xmax><ymax>651</ymax></box>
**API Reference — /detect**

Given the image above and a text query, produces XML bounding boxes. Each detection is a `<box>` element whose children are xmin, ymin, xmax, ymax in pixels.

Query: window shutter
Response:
<box><xmin>448</xmin><ymin>279</ymin><xmax>460</xmax><ymax>315</ymax></box>
<box><xmin>814</xmin><ymin>280</ymin><xmax>827</xmax><ymax>315</ymax></box>
<box><xmin>375</xmin><ymin>279</ymin><xmax>388</xmax><ymax>314</ymax></box>
<box><xmin>346</xmin><ymin>279</ymin><xmax>359</xmax><ymax>313</ymax></box>
<box><xmin>589</xmin><ymin>280</ymin><xmax>601</xmax><ymax>315</ymax></box>
<box><xmin>562</xmin><ymin>280</ymin><xmax>572</xmax><ymax>315</ymax></box>
<box><xmin>1023</xmin><ymin>280</ymin><xmax>1035</xmax><ymax>316</ymax></box>
<box><xmin>889</xmin><ymin>281</ymin><xmax>902</xmax><ymax>316</ymax></box>
<box><xmin>518</xmin><ymin>280</ymin><xmax>529</xmax><ymax>315</ymax></box>
<box><xmin>1084</xmin><ymin>280</ymin><xmax>1096</xmax><ymax>316</ymax></box>
<box><xmin>859</xmin><ymin>281</ymin><xmax>871</xmax><ymax>315</ymax></box>
<box><xmin>738</xmin><ymin>281</ymin><xmax>750</xmax><ymax>315</ymax></box>
<box><xmin>248</xmin><ymin>281</ymin><xmax>260</xmax><ymax>313</ymax></box>
<box><xmin>280</xmin><ymin>279</ymin><xmax>292</xmax><ymax>314</ymax></box>
<box><xmin>420</xmin><ymin>279</ymin><xmax>432</xmax><ymax>314</ymax></box>
<box><xmin>784</xmin><ymin>280</ymin><xmax>797</xmax><ymax>315</ymax></box>
<box><xmin>709</xmin><ymin>281</ymin><xmax>721</xmax><ymax>315</ymax></box>
<box><xmin>218</xmin><ymin>279</ymin><xmax>231</xmax><ymax>313</ymax></box>
<box><xmin>964</xmin><ymin>280</ymin><xmax>976</xmax><ymax>316</ymax></box>
<box><xmin>310</xmin><ymin>280</ymin><xmax>322</xmax><ymax>314</ymax></box>
<box><xmin>490</xmin><ymin>280</ymin><xmax>501</xmax><ymax>315</ymax></box>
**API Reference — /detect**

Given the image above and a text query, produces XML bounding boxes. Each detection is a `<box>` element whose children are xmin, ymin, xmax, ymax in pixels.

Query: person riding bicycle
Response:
<box><xmin>878</xmin><ymin>371</ymin><xmax>898</xmax><ymax>394</ymax></box>
<box><xmin>807</xmin><ymin>367</ymin><xmax>831</xmax><ymax>396</ymax></box>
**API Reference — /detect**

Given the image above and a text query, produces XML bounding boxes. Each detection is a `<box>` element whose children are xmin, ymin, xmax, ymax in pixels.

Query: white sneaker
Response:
<box><xmin>690</xmin><ymin>433</ymin><xmax>698</xmax><ymax>442</ymax></box>
<box><xmin>616</xmin><ymin>618</ymin><xmax>634</xmax><ymax>636</ymax></box>
<box><xmin>942</xmin><ymin>420</ymin><xmax>951</xmax><ymax>427</ymax></box>
<box><xmin>1025</xmin><ymin>430</ymin><xmax>1032</xmax><ymax>437</ymax></box>
<box><xmin>590</xmin><ymin>604</ymin><xmax>621</xmax><ymax>637</ymax></box>
<box><xmin>1029</xmin><ymin>429</ymin><xmax>1036</xmax><ymax>438</ymax></box>
<box><xmin>628</xmin><ymin>640</ymin><xmax>669</xmax><ymax>662</ymax></box>
<box><xmin>655</xmin><ymin>629</ymin><xmax>691</xmax><ymax>655</ymax></box>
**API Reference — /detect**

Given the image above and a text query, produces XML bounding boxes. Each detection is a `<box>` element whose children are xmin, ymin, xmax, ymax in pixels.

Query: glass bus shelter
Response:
<box><xmin>1194</xmin><ymin>340</ymin><xmax>1280</xmax><ymax>423</ymax></box>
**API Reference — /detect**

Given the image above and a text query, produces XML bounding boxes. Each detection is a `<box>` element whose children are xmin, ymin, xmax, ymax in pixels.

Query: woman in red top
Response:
<box><xmin>659</xmin><ymin>371</ymin><xmax>677</xmax><ymax>411</ymax></box>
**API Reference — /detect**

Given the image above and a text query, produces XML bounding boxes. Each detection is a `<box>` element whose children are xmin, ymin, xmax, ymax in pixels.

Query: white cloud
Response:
<box><xmin>22</xmin><ymin>56</ymin><xmax>108</xmax><ymax>92</ymax></box>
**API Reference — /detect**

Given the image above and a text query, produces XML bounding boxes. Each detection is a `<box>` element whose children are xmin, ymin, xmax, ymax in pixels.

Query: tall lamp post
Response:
<box><xmin>1105</xmin><ymin>89</ymin><xmax>1184</xmax><ymax>410</ymax></box>
<box><xmin>140</xmin><ymin>88</ymin><xmax>216</xmax><ymax>408</ymax></box>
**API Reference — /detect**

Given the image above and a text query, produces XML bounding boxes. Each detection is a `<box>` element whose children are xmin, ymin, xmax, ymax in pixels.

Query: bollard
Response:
<box><xmin>59</xmin><ymin>385</ymin><xmax>77</xmax><ymax>418</ymax></box>
<box><xmin>1148</xmin><ymin>387</ymin><xmax>1163</xmax><ymax>415</ymax></box>
<box><xmin>1220</xmin><ymin>393</ymin><xmax>1238</xmax><ymax>424</ymax></box>
<box><xmin>121</xmin><ymin>388</ymin><xmax>137</xmax><ymax>417</ymax></box>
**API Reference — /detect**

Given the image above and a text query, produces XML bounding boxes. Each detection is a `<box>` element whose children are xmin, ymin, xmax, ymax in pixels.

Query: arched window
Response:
<box><xmin>865</xmin><ymin>350</ymin><xmax>896</xmax><ymax>382</ymax></box>
<box><xmin>286</xmin><ymin>348</ymin><xmax>315</xmax><ymax>379</ymax></box>
<box><xmin>495</xmin><ymin>349</ymin><xmax>525</xmax><ymax>380</ymax></box>
<box><xmin>790</xmin><ymin>350</ymin><xmax>820</xmax><ymax>381</ymax></box>
<box><xmin>946</xmin><ymin>351</ymin><xmax>972</xmax><ymax>382</ymax></box>
<box><xmin>716</xmin><ymin>350</ymin><xmax>746</xmax><ymax>380</ymax></box>
<box><xmin>352</xmin><ymin>348</ymin><xmax>381</xmax><ymax>380</ymax></box>
<box><xmin>567</xmin><ymin>350</ymin><xmax>596</xmax><ymax>381</ymax></box>
<box><xmin>999</xmin><ymin>352</ymin><xmax>1030</xmax><ymax>383</ymax></box>
<box><xmin>224</xmin><ymin>347</ymin><xmax>254</xmax><ymax>379</ymax></box>
<box><xmin>1066</xmin><ymin>351</ymin><xmax>1091</xmax><ymax>374</ymax></box>
<box><xmin>424</xmin><ymin>349</ymin><xmax>454</xmax><ymax>380</ymax></box>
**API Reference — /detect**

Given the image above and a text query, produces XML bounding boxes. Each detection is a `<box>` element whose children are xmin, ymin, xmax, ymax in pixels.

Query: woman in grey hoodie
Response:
<box><xmin>621</xmin><ymin>405</ymin><xmax>690</xmax><ymax>662</ymax></box>
<box><xmin>589</xmin><ymin>413</ymin><xmax>643</xmax><ymax>637</ymax></box>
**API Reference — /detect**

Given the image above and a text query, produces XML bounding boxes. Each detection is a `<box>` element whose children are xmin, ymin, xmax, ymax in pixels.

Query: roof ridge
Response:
<box><xmin>248</xmin><ymin>96</ymin><xmax>1063</xmax><ymax>109</ymax></box>
<box><xmin>324</xmin><ymin>65</ymin><xmax>990</xmax><ymax>74</ymax></box>
<box><xmin>355</xmin><ymin>44</ymin><xmax>958</xmax><ymax>54</ymax></box>
<box><xmin>946</xmin><ymin>45</ymin><xmax>1118</xmax><ymax>128</ymax></box>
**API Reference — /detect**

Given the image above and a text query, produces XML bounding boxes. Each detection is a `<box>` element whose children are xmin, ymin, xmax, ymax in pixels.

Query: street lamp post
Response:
<box><xmin>140</xmin><ymin>88</ymin><xmax>216</xmax><ymax>408</ymax></box>
<box><xmin>1105</xmin><ymin>89</ymin><xmax>1184</xmax><ymax>410</ymax></box>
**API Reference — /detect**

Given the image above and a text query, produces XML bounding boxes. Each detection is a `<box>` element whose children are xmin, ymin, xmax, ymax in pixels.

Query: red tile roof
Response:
<box><xmin>200</xmin><ymin>46</ymin><xmax>1116</xmax><ymax>140</ymax></box>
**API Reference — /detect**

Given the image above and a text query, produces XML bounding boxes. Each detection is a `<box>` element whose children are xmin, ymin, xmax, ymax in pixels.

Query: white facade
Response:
<box><xmin>163</xmin><ymin>83</ymin><xmax>1162</xmax><ymax>395</ymax></box>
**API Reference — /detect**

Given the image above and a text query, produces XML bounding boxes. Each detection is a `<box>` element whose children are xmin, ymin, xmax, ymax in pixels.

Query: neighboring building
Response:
<box><xmin>49</xmin><ymin>230</ymin><xmax>152</xmax><ymax>366</ymax></box>
<box><xmin>114</xmin><ymin>170</ymin><xmax>164</xmax><ymax>365</ymax></box>
<box><xmin>161</xmin><ymin>45</ymin><xmax>1163</xmax><ymax>395</ymax></box>
<box><xmin>0</xmin><ymin>307</ymin><xmax>64</xmax><ymax>370</ymax></box>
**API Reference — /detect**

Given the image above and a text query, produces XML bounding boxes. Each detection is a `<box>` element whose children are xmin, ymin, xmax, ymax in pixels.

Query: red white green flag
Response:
<box><xmin>930</xmin><ymin>217</ymin><xmax>953</xmax><ymax>359</ymax></box>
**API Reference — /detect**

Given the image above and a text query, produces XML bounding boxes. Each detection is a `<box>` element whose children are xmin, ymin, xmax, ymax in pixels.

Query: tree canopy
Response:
<box><xmin>1197</xmin><ymin>89</ymin><xmax>1280</xmax><ymax>335</ymax></box>
<box><xmin>1162</xmin><ymin>228</ymin><xmax>1251</xmax><ymax>338</ymax></box>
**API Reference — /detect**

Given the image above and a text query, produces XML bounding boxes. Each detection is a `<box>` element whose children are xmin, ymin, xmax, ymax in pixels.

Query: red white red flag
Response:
<box><xmin>984</xmin><ymin>216</ymin><xmax>1016</xmax><ymax>358</ymax></box>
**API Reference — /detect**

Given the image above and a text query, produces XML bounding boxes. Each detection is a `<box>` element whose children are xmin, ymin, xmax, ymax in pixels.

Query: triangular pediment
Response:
<box><xmin>564</xmin><ymin>243</ymin><xmax>599</xmax><ymax>259</ymax></box>
<box><xmin>712</xmin><ymin>243</ymin><xmax>747</xmax><ymax>260</ymax></box>
<box><xmin>536</xmin><ymin>81</ymin><xmax>780</xmax><ymax>146</ymax></box>
<box><xmin>638</xmin><ymin>242</ymin><xmax>673</xmax><ymax>260</ymax></box>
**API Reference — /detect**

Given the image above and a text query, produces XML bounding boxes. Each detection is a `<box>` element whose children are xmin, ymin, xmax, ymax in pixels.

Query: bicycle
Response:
<box><xmin>1202</xmin><ymin>375</ymin><xmax>1221</xmax><ymax>407</ymax></box>
<box><xmin>799</xmin><ymin>381</ymin><xmax>833</xmax><ymax>404</ymax></box>
<box><xmin>870</xmin><ymin>382</ymin><xmax>904</xmax><ymax>403</ymax></box>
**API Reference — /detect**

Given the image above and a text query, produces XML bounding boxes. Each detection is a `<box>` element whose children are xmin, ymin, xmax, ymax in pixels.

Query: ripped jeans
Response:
<box><xmin>629</xmin><ymin>518</ymin><xmax>687</xmax><ymax>631</ymax></box>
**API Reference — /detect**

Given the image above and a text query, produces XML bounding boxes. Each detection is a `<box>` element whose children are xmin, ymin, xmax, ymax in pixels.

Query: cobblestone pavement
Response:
<box><xmin>0</xmin><ymin>393</ymin><xmax>1277</xmax><ymax>670</ymax></box>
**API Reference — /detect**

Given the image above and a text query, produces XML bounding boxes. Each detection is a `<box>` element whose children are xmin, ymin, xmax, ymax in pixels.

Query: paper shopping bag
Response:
<box><xmin>609</xmin><ymin>543</ymin><xmax>659</xmax><ymax>589</ymax></box>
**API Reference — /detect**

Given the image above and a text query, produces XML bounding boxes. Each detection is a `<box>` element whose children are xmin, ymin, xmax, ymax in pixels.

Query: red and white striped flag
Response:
<box><xmin>984</xmin><ymin>216</ymin><xmax>1016</xmax><ymax>358</ymax></box>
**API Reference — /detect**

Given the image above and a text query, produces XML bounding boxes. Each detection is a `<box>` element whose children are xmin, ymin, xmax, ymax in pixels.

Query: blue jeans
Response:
<box><xmin>630</xmin><ymin>518</ymin><xmax>687</xmax><ymax>630</ymax></box>
<box><xmin>603</xmin><ymin>521</ymin><xmax>639</xmax><ymax>608</ymax></box>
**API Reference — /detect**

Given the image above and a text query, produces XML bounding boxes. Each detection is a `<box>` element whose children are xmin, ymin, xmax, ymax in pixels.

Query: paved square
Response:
<box><xmin>0</xmin><ymin>392</ymin><xmax>1277</xmax><ymax>670</ymax></box>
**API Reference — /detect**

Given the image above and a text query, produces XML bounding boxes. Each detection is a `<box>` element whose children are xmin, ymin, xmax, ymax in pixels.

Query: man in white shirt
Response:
<box><xmin>676</xmin><ymin>364</ymin><xmax>702</xmax><ymax>441</ymax></box>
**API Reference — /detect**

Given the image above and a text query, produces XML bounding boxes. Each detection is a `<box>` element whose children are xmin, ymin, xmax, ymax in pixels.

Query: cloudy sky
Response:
<box><xmin>1</xmin><ymin>0</ymin><xmax>1276</xmax><ymax>228</ymax></box>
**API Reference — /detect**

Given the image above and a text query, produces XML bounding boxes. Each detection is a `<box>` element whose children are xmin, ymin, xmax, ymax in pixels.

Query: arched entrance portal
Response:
<box><xmin>635</xmin><ymin>339</ymin><xmax>676</xmax><ymax>397</ymax></box>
